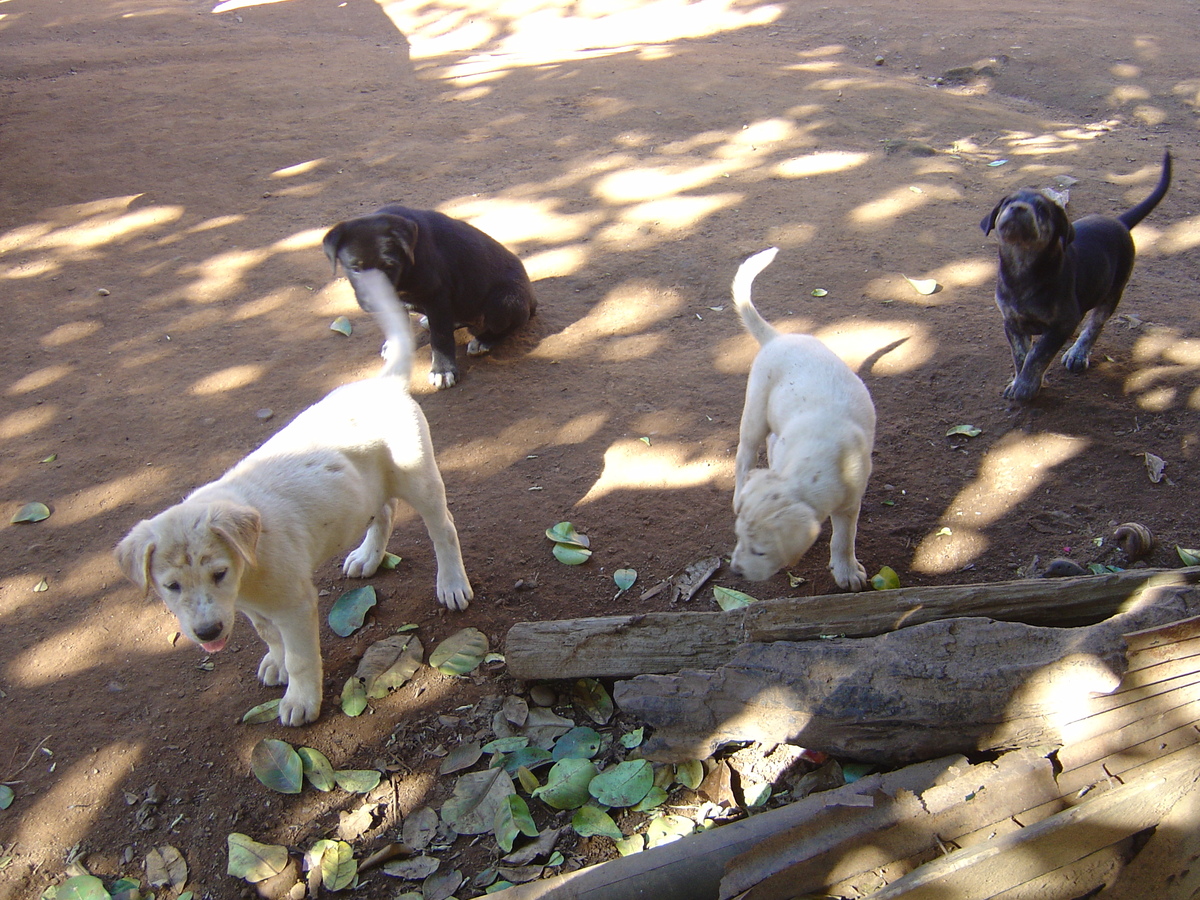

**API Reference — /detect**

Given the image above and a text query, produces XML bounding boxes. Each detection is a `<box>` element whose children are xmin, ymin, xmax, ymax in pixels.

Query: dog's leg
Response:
<box><xmin>733</xmin><ymin>374</ymin><xmax>771</xmax><ymax>509</ymax></box>
<box><xmin>425</xmin><ymin>314</ymin><xmax>460</xmax><ymax>389</ymax></box>
<box><xmin>827</xmin><ymin>503</ymin><xmax>868</xmax><ymax>591</ymax></box>
<box><xmin>1004</xmin><ymin>329</ymin><xmax>1071</xmax><ymax>401</ymax></box>
<box><xmin>271</xmin><ymin>591</ymin><xmax>323</xmax><ymax>726</ymax></box>
<box><xmin>468</xmin><ymin>288</ymin><xmax>533</xmax><ymax>356</ymax></box>
<box><xmin>1062</xmin><ymin>300</ymin><xmax>1118</xmax><ymax>373</ymax></box>
<box><xmin>401</xmin><ymin>466</ymin><xmax>472</xmax><ymax>611</ymax></box>
<box><xmin>1003</xmin><ymin>320</ymin><xmax>1031</xmax><ymax>376</ymax></box>
<box><xmin>344</xmin><ymin>500</ymin><xmax>397</xmax><ymax>578</ymax></box>
<box><xmin>246</xmin><ymin>611</ymin><xmax>288</xmax><ymax>686</ymax></box>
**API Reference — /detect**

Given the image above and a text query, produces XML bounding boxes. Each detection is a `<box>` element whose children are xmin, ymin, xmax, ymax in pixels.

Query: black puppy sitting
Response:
<box><xmin>981</xmin><ymin>151</ymin><xmax>1171</xmax><ymax>402</ymax></box>
<box><xmin>324</xmin><ymin>205</ymin><xmax>537</xmax><ymax>389</ymax></box>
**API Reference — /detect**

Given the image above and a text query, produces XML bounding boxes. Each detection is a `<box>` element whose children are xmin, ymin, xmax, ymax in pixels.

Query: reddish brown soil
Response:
<box><xmin>2</xmin><ymin>0</ymin><xmax>1199</xmax><ymax>897</ymax></box>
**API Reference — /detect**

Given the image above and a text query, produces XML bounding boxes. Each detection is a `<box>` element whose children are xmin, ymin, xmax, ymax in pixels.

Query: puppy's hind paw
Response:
<box><xmin>429</xmin><ymin>370</ymin><xmax>458</xmax><ymax>390</ymax></box>
<box><xmin>258</xmin><ymin>653</ymin><xmax>288</xmax><ymax>687</ymax></box>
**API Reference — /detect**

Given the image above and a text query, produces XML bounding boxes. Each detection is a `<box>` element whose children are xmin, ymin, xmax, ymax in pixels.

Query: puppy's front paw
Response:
<box><xmin>466</xmin><ymin>338</ymin><xmax>493</xmax><ymax>357</ymax></box>
<box><xmin>343</xmin><ymin>546</ymin><xmax>382</xmax><ymax>578</ymax></box>
<box><xmin>429</xmin><ymin>369</ymin><xmax>458</xmax><ymax>390</ymax></box>
<box><xmin>1061</xmin><ymin>347</ymin><xmax>1090</xmax><ymax>373</ymax></box>
<box><xmin>437</xmin><ymin>574</ymin><xmax>473</xmax><ymax>612</ymax></box>
<box><xmin>258</xmin><ymin>652</ymin><xmax>287</xmax><ymax>687</ymax></box>
<box><xmin>278</xmin><ymin>686</ymin><xmax>320</xmax><ymax>726</ymax></box>
<box><xmin>1002</xmin><ymin>379</ymin><xmax>1039</xmax><ymax>402</ymax></box>
<box><xmin>831</xmin><ymin>559</ymin><xmax>869</xmax><ymax>592</ymax></box>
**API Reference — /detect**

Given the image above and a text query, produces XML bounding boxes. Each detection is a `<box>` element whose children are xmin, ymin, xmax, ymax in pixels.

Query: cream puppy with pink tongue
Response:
<box><xmin>116</xmin><ymin>269</ymin><xmax>472</xmax><ymax>725</ymax></box>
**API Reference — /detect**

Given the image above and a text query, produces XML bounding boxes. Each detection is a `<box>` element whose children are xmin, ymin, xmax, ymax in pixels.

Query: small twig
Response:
<box><xmin>5</xmin><ymin>736</ymin><xmax>50</xmax><ymax>780</ymax></box>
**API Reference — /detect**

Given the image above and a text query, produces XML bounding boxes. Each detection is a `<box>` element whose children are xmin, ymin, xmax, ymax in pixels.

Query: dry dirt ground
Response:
<box><xmin>2</xmin><ymin>0</ymin><xmax>1199</xmax><ymax>896</ymax></box>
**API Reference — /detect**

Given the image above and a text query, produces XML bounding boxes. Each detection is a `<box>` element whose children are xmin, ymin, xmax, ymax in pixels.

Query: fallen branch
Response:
<box><xmin>505</xmin><ymin>567</ymin><xmax>1200</xmax><ymax>680</ymax></box>
<box><xmin>612</xmin><ymin>585</ymin><xmax>1200</xmax><ymax>764</ymax></box>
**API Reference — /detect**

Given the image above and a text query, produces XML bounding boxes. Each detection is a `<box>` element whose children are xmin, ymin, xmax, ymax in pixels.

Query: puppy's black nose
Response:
<box><xmin>193</xmin><ymin>622</ymin><xmax>224</xmax><ymax>642</ymax></box>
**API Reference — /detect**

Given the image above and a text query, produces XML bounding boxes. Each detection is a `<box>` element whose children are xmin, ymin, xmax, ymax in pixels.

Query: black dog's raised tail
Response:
<box><xmin>1119</xmin><ymin>151</ymin><xmax>1172</xmax><ymax>230</ymax></box>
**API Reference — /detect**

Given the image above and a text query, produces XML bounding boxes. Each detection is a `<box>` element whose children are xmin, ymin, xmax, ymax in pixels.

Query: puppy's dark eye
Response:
<box><xmin>165</xmin><ymin>582</ymin><xmax>181</xmax><ymax>593</ymax></box>
<box><xmin>212</xmin><ymin>569</ymin><xmax>227</xmax><ymax>584</ymax></box>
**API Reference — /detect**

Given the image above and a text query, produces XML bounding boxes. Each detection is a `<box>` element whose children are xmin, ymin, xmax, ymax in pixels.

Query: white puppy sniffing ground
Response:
<box><xmin>729</xmin><ymin>248</ymin><xmax>876</xmax><ymax>591</ymax></box>
<box><xmin>115</xmin><ymin>269</ymin><xmax>472</xmax><ymax>725</ymax></box>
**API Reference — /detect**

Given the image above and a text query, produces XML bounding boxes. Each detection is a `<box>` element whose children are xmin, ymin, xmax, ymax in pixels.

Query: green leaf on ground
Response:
<box><xmin>298</xmin><ymin>746</ymin><xmax>336</xmax><ymax>792</ymax></box>
<box><xmin>307</xmin><ymin>839</ymin><xmax>356</xmax><ymax>891</ymax></box>
<box><xmin>328</xmin><ymin>586</ymin><xmax>377</xmax><ymax>637</ymax></box>
<box><xmin>531</xmin><ymin>758</ymin><xmax>598</xmax><ymax>810</ymax></box>
<box><xmin>713</xmin><ymin>586</ymin><xmax>757</xmax><ymax>610</ymax></box>
<box><xmin>241</xmin><ymin>699</ymin><xmax>281</xmax><ymax>725</ymax></box>
<box><xmin>333</xmin><ymin>769</ymin><xmax>380</xmax><ymax>793</ymax></box>
<box><xmin>227</xmin><ymin>833</ymin><xmax>289</xmax><ymax>883</ymax></box>
<box><xmin>551</xmin><ymin>726</ymin><xmax>602</xmax><ymax>761</ymax></box>
<box><xmin>47</xmin><ymin>875</ymin><xmax>109</xmax><ymax>900</ymax></box>
<box><xmin>946</xmin><ymin>424</ymin><xmax>982</xmax><ymax>437</ymax></box>
<box><xmin>251</xmin><ymin>739</ymin><xmax>303</xmax><ymax>794</ymax></box>
<box><xmin>545</xmin><ymin>522</ymin><xmax>590</xmax><ymax>548</ymax></box>
<box><xmin>588</xmin><ymin>759</ymin><xmax>653</xmax><ymax>808</ymax></box>
<box><xmin>675</xmin><ymin>760</ymin><xmax>704</xmax><ymax>789</ymax></box>
<box><xmin>646</xmin><ymin>814</ymin><xmax>694</xmax><ymax>848</ymax></box>
<box><xmin>429</xmin><ymin>627</ymin><xmax>489</xmax><ymax>675</ymax></box>
<box><xmin>11</xmin><ymin>502</ymin><xmax>50</xmax><ymax>524</ymax></box>
<box><xmin>494</xmin><ymin>794</ymin><xmax>539</xmax><ymax>853</ymax></box>
<box><xmin>552</xmin><ymin>543</ymin><xmax>592</xmax><ymax>565</ymax></box>
<box><xmin>571</xmin><ymin>678</ymin><xmax>614</xmax><ymax>724</ymax></box>
<box><xmin>572</xmin><ymin>805</ymin><xmax>623</xmax><ymax>840</ymax></box>
<box><xmin>341</xmin><ymin>677</ymin><xmax>367</xmax><ymax>717</ymax></box>
<box><xmin>871</xmin><ymin>566</ymin><xmax>901</xmax><ymax>590</ymax></box>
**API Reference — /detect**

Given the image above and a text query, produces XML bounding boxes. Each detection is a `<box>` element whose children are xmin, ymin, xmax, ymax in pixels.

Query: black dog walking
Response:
<box><xmin>981</xmin><ymin>151</ymin><xmax>1171</xmax><ymax>402</ymax></box>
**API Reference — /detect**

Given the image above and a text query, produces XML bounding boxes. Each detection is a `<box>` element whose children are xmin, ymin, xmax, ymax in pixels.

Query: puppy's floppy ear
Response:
<box><xmin>323</xmin><ymin>222</ymin><xmax>347</xmax><ymax>275</ymax></box>
<box><xmin>114</xmin><ymin>521</ymin><xmax>156</xmax><ymax>598</ymax></box>
<box><xmin>980</xmin><ymin>198</ymin><xmax>1007</xmax><ymax>235</ymax></box>
<box><xmin>1048</xmin><ymin>199</ymin><xmax>1075</xmax><ymax>251</ymax></box>
<box><xmin>381</xmin><ymin>215</ymin><xmax>419</xmax><ymax>267</ymax></box>
<box><xmin>209</xmin><ymin>502</ymin><xmax>262</xmax><ymax>567</ymax></box>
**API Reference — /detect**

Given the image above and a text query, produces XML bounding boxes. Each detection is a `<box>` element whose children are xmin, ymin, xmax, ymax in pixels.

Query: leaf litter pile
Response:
<box><xmin>34</xmin><ymin>592</ymin><xmax>868</xmax><ymax>900</ymax></box>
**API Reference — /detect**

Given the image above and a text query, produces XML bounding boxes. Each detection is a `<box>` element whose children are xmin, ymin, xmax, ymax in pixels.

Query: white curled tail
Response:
<box><xmin>732</xmin><ymin>247</ymin><xmax>781</xmax><ymax>346</ymax></box>
<box><xmin>348</xmin><ymin>268</ymin><xmax>415</xmax><ymax>386</ymax></box>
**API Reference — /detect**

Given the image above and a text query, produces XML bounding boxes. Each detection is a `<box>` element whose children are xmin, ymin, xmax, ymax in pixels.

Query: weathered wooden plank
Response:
<box><xmin>723</xmin><ymin>750</ymin><xmax>1062</xmax><ymax>900</ymax></box>
<box><xmin>505</xmin><ymin>567</ymin><xmax>1200</xmax><ymax>680</ymax></box>
<box><xmin>1098</xmin><ymin>756</ymin><xmax>1200</xmax><ymax>900</ymax></box>
<box><xmin>862</xmin><ymin>749</ymin><xmax>1199</xmax><ymax>900</ymax></box>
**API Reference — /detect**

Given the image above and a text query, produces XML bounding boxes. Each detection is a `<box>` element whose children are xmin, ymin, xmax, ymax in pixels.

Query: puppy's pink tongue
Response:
<box><xmin>201</xmin><ymin>637</ymin><xmax>227</xmax><ymax>653</ymax></box>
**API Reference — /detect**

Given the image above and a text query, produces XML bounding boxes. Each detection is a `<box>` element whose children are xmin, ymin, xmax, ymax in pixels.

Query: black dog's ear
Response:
<box><xmin>381</xmin><ymin>215</ymin><xmax>419</xmax><ymax>267</ymax></box>
<box><xmin>323</xmin><ymin>222</ymin><xmax>347</xmax><ymax>275</ymax></box>
<box><xmin>980</xmin><ymin>199</ymin><xmax>1006</xmax><ymax>235</ymax></box>
<box><xmin>1048</xmin><ymin>199</ymin><xmax>1075</xmax><ymax>251</ymax></box>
